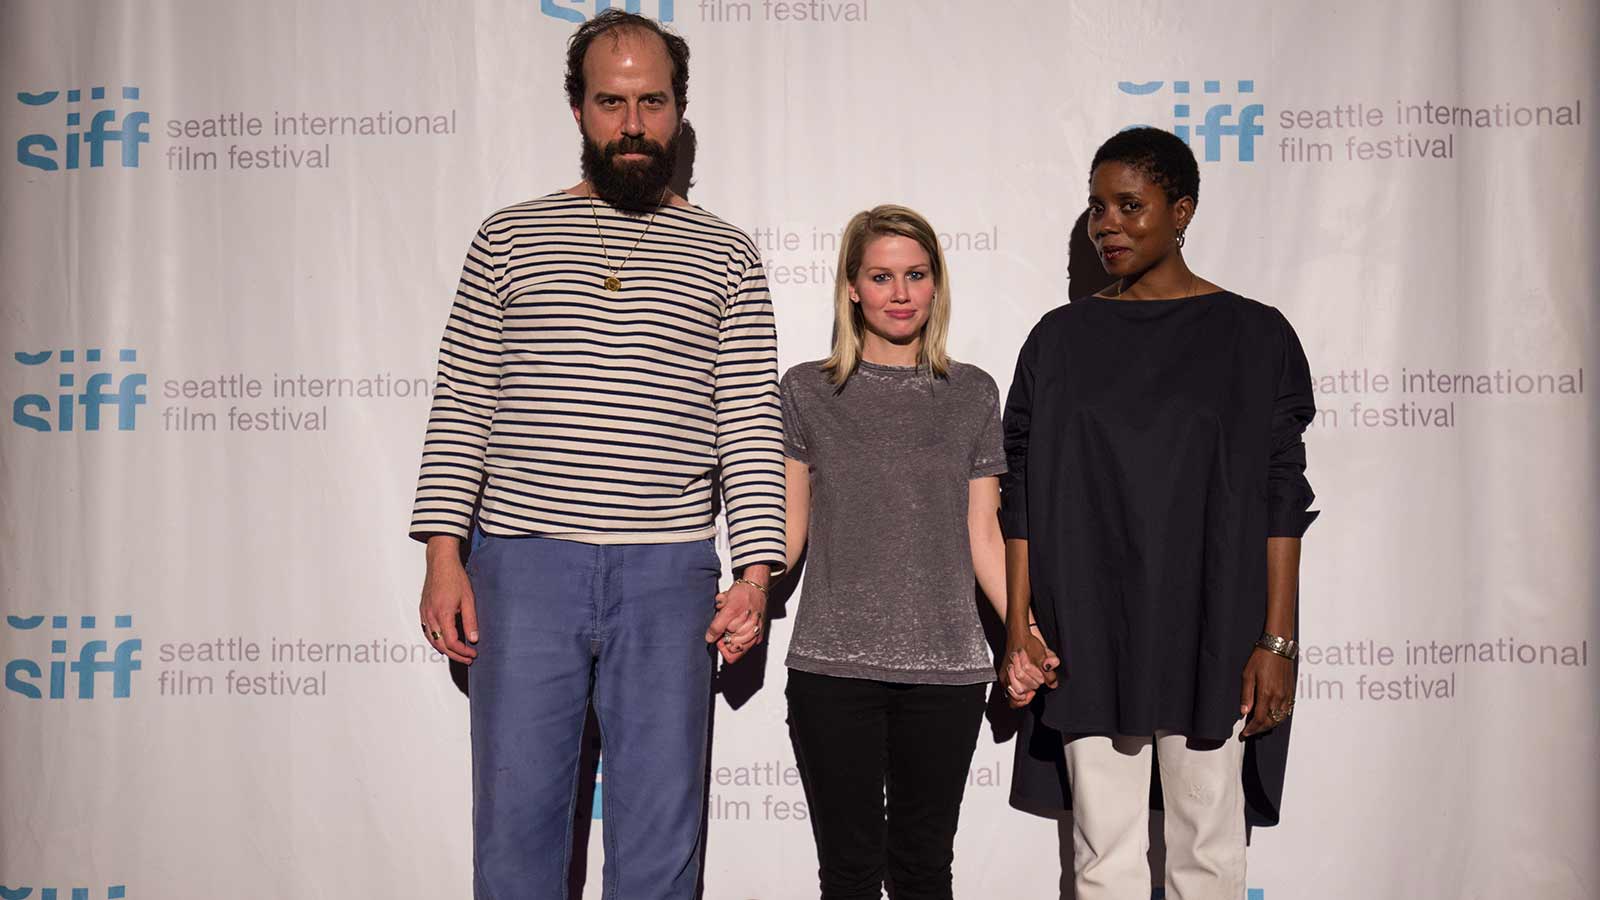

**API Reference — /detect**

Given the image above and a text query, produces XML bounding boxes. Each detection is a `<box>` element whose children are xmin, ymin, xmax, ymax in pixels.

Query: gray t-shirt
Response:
<box><xmin>782</xmin><ymin>358</ymin><xmax>1006</xmax><ymax>685</ymax></box>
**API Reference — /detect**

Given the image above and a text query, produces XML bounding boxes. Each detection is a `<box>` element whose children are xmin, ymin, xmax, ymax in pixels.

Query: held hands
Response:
<box><xmin>705</xmin><ymin>576</ymin><xmax>768</xmax><ymax>664</ymax></box>
<box><xmin>1004</xmin><ymin>630</ymin><xmax>1060</xmax><ymax>708</ymax></box>
<box><xmin>1239</xmin><ymin>647</ymin><xmax>1295</xmax><ymax>736</ymax></box>
<box><xmin>420</xmin><ymin>545</ymin><xmax>479</xmax><ymax>665</ymax></box>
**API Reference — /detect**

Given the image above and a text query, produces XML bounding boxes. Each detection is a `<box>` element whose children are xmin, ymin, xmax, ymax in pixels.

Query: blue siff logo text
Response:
<box><xmin>1118</xmin><ymin>80</ymin><xmax>1263</xmax><ymax>162</ymax></box>
<box><xmin>16</xmin><ymin>86</ymin><xmax>149</xmax><ymax>170</ymax></box>
<box><xmin>4</xmin><ymin>615</ymin><xmax>141</xmax><ymax>700</ymax></box>
<box><xmin>0</xmin><ymin>886</ymin><xmax>127</xmax><ymax>899</ymax></box>
<box><xmin>540</xmin><ymin>1</ymin><xmax>674</xmax><ymax>23</ymax></box>
<box><xmin>12</xmin><ymin>349</ymin><xmax>147</xmax><ymax>432</ymax></box>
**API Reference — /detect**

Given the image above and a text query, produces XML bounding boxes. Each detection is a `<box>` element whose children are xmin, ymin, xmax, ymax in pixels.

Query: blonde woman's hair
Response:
<box><xmin>821</xmin><ymin>204</ymin><xmax>952</xmax><ymax>386</ymax></box>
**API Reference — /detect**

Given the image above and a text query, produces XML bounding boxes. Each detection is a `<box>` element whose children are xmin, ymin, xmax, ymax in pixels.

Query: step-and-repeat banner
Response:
<box><xmin>3</xmin><ymin>1</ymin><xmax>1595</xmax><ymax>898</ymax></box>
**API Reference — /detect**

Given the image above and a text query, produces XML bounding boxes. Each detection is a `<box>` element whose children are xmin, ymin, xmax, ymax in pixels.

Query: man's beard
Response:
<box><xmin>581</xmin><ymin>131</ymin><xmax>678</xmax><ymax>214</ymax></box>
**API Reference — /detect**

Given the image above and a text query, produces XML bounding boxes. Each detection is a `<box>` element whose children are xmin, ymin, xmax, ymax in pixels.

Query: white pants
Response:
<box><xmin>1063</xmin><ymin>719</ymin><xmax>1247</xmax><ymax>900</ymax></box>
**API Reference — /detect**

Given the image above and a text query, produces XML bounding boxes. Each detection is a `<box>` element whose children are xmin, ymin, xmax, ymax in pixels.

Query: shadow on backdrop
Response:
<box><xmin>568</xmin><ymin>709</ymin><xmax>603</xmax><ymax>897</ymax></box>
<box><xmin>670</xmin><ymin>119</ymin><xmax>698</xmax><ymax>202</ymax></box>
<box><xmin>1068</xmin><ymin>208</ymin><xmax>1116</xmax><ymax>300</ymax></box>
<box><xmin>447</xmin><ymin>533</ymin><xmax>473</xmax><ymax>696</ymax></box>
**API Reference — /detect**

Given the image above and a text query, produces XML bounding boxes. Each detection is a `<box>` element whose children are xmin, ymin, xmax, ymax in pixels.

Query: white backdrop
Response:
<box><xmin>2</xmin><ymin>1</ymin><xmax>1596</xmax><ymax>898</ymax></box>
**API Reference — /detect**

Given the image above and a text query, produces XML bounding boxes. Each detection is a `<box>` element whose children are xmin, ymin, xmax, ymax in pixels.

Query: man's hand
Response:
<box><xmin>705</xmin><ymin>567</ymin><xmax>769</xmax><ymax>664</ymax></box>
<box><xmin>1003</xmin><ymin>631</ymin><xmax>1060</xmax><ymax>708</ymax></box>
<box><xmin>420</xmin><ymin>536</ymin><xmax>479</xmax><ymax>665</ymax></box>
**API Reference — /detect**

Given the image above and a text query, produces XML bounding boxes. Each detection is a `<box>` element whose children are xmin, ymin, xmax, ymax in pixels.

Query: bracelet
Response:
<box><xmin>1256</xmin><ymin>632</ymin><xmax>1298</xmax><ymax>662</ymax></box>
<box><xmin>1028</xmin><ymin>621</ymin><xmax>1042</xmax><ymax>632</ymax></box>
<box><xmin>733</xmin><ymin>578</ymin><xmax>768</xmax><ymax>595</ymax></box>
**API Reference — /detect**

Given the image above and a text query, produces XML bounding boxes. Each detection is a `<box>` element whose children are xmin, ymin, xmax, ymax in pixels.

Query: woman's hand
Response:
<box><xmin>1239</xmin><ymin>647</ymin><xmax>1295</xmax><ymax>736</ymax></box>
<box><xmin>1004</xmin><ymin>631</ymin><xmax>1060</xmax><ymax>708</ymax></box>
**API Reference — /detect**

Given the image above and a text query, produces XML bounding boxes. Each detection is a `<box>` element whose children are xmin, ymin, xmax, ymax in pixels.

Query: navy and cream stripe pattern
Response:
<box><xmin>411</xmin><ymin>193</ymin><xmax>786</xmax><ymax>573</ymax></box>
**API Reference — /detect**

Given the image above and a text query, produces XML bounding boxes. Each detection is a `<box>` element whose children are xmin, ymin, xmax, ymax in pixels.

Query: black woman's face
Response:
<box><xmin>1086</xmin><ymin>161</ymin><xmax>1191</xmax><ymax>278</ymax></box>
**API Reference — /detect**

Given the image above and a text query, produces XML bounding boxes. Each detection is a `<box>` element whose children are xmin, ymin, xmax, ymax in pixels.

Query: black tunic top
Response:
<box><xmin>1000</xmin><ymin>290</ymin><xmax>1317</xmax><ymax>826</ymax></box>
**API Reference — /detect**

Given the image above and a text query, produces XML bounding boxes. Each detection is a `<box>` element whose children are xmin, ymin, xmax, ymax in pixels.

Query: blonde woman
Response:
<box><xmin>778</xmin><ymin>205</ymin><xmax>1053</xmax><ymax>899</ymax></box>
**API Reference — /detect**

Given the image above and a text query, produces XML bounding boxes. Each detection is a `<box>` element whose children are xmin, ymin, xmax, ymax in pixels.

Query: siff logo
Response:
<box><xmin>540</xmin><ymin>0</ymin><xmax>674</xmax><ymax>22</ymax></box>
<box><xmin>0</xmin><ymin>887</ymin><xmax>126</xmax><ymax>899</ymax></box>
<box><xmin>4</xmin><ymin>615</ymin><xmax>141</xmax><ymax>700</ymax></box>
<box><xmin>1117</xmin><ymin>80</ymin><xmax>1263</xmax><ymax>162</ymax></box>
<box><xmin>12</xmin><ymin>348</ymin><xmax>147</xmax><ymax>432</ymax></box>
<box><xmin>16</xmin><ymin>86</ymin><xmax>149</xmax><ymax>171</ymax></box>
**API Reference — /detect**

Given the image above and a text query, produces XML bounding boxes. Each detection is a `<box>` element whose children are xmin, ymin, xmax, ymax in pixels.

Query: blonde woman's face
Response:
<box><xmin>849</xmin><ymin>235</ymin><xmax>934</xmax><ymax>349</ymax></box>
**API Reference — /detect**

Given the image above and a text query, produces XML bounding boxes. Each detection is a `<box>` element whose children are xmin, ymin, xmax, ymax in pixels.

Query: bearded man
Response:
<box><xmin>409</xmin><ymin>10</ymin><xmax>784</xmax><ymax>898</ymax></box>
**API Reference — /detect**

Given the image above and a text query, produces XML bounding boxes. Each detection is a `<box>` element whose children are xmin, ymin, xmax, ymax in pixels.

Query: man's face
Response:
<box><xmin>573</xmin><ymin>29</ymin><xmax>681</xmax><ymax>211</ymax></box>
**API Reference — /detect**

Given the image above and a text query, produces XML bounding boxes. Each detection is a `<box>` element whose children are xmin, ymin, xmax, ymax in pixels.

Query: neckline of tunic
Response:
<box><xmin>1077</xmin><ymin>290</ymin><xmax>1233</xmax><ymax>317</ymax></box>
<box><xmin>1082</xmin><ymin>289</ymin><xmax>1231</xmax><ymax>305</ymax></box>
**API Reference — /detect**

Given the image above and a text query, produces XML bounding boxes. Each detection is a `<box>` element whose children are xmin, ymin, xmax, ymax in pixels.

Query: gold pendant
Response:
<box><xmin>604</xmin><ymin>275</ymin><xmax>622</xmax><ymax>292</ymax></box>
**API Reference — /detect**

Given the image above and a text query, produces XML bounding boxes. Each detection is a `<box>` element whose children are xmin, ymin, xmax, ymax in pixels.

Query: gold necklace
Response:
<box><xmin>588</xmin><ymin>188</ymin><xmax>667</xmax><ymax>292</ymax></box>
<box><xmin>1110</xmin><ymin>269</ymin><xmax>1200</xmax><ymax>300</ymax></box>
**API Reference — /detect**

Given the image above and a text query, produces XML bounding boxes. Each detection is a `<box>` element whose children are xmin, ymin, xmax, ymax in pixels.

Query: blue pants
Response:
<box><xmin>467</xmin><ymin>533</ymin><xmax>720</xmax><ymax>900</ymax></box>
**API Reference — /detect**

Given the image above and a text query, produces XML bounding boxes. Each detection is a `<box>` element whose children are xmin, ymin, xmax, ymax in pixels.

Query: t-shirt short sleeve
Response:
<box><xmin>969</xmin><ymin>370</ymin><xmax>1007</xmax><ymax>479</ymax></box>
<box><xmin>780</xmin><ymin>366</ymin><xmax>810</xmax><ymax>463</ymax></box>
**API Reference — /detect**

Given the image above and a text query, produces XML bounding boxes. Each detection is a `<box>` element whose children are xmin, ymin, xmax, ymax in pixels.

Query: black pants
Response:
<box><xmin>785</xmin><ymin>669</ymin><xmax>987</xmax><ymax>900</ymax></box>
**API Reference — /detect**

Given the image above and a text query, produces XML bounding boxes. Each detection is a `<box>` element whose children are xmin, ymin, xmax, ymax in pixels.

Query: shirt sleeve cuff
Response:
<box><xmin>970</xmin><ymin>461</ymin><xmax>1007</xmax><ymax>479</ymax></box>
<box><xmin>1266</xmin><ymin>487</ymin><xmax>1320</xmax><ymax>538</ymax></box>
<box><xmin>999</xmin><ymin>502</ymin><xmax>1028</xmax><ymax>541</ymax></box>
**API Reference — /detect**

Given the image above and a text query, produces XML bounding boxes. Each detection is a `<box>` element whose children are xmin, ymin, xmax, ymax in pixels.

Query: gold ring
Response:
<box><xmin>430</xmin><ymin>630</ymin><xmax>443</xmax><ymax>641</ymax></box>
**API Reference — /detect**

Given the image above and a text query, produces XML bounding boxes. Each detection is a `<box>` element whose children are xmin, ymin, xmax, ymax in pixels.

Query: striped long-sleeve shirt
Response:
<box><xmin>410</xmin><ymin>193</ymin><xmax>786</xmax><ymax>573</ymax></box>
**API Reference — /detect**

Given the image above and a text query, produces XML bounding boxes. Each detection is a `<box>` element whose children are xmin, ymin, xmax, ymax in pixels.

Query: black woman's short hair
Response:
<box><xmin>1090</xmin><ymin>127</ymin><xmax>1200</xmax><ymax>206</ymax></box>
